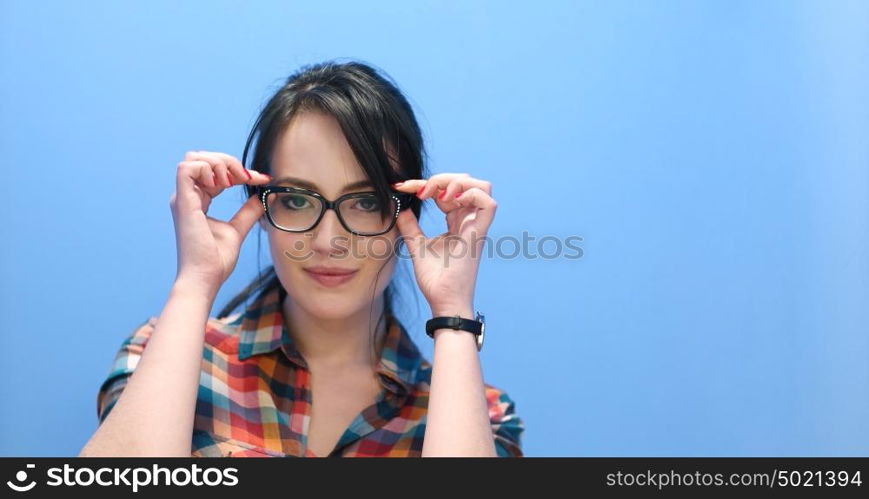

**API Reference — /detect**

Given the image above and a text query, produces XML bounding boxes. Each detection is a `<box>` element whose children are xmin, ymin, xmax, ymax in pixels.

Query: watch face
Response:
<box><xmin>475</xmin><ymin>312</ymin><xmax>485</xmax><ymax>351</ymax></box>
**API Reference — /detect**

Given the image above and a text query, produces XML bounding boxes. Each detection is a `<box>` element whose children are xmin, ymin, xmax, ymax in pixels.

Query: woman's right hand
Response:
<box><xmin>169</xmin><ymin>150</ymin><xmax>272</xmax><ymax>294</ymax></box>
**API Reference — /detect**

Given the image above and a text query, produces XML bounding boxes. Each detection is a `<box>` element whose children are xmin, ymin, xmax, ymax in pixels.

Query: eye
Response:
<box><xmin>351</xmin><ymin>196</ymin><xmax>381</xmax><ymax>212</ymax></box>
<box><xmin>280</xmin><ymin>194</ymin><xmax>312</xmax><ymax>210</ymax></box>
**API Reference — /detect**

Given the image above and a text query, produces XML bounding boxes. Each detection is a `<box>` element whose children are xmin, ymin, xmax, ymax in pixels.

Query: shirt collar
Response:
<box><xmin>234</xmin><ymin>284</ymin><xmax>423</xmax><ymax>396</ymax></box>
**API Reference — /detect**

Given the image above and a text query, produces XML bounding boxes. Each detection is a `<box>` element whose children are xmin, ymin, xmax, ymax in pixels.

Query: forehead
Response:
<box><xmin>269</xmin><ymin>110</ymin><xmax>369</xmax><ymax>195</ymax></box>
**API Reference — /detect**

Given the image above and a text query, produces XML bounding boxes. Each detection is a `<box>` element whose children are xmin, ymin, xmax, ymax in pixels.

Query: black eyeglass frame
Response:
<box><xmin>256</xmin><ymin>185</ymin><xmax>417</xmax><ymax>236</ymax></box>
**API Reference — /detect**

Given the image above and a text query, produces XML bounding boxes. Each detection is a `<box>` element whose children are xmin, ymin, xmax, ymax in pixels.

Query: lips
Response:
<box><xmin>303</xmin><ymin>266</ymin><xmax>358</xmax><ymax>276</ymax></box>
<box><xmin>303</xmin><ymin>266</ymin><xmax>359</xmax><ymax>287</ymax></box>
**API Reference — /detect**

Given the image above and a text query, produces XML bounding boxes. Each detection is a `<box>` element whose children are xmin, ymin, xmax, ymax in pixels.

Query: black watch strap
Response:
<box><xmin>426</xmin><ymin>312</ymin><xmax>486</xmax><ymax>352</ymax></box>
<box><xmin>425</xmin><ymin>315</ymin><xmax>483</xmax><ymax>338</ymax></box>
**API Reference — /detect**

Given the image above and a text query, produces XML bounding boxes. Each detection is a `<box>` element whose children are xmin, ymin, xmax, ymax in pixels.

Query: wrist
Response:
<box><xmin>172</xmin><ymin>275</ymin><xmax>221</xmax><ymax>304</ymax></box>
<box><xmin>426</xmin><ymin>307</ymin><xmax>485</xmax><ymax>351</ymax></box>
<box><xmin>429</xmin><ymin>303</ymin><xmax>474</xmax><ymax>320</ymax></box>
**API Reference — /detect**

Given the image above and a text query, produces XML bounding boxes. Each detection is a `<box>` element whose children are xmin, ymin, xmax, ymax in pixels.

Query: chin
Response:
<box><xmin>281</xmin><ymin>266</ymin><xmax>374</xmax><ymax>318</ymax></box>
<box><xmin>297</xmin><ymin>297</ymin><xmax>363</xmax><ymax>320</ymax></box>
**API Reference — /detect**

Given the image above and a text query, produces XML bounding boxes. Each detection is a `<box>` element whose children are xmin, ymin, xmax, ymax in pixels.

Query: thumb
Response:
<box><xmin>394</xmin><ymin>209</ymin><xmax>427</xmax><ymax>259</ymax></box>
<box><xmin>228</xmin><ymin>195</ymin><xmax>265</xmax><ymax>238</ymax></box>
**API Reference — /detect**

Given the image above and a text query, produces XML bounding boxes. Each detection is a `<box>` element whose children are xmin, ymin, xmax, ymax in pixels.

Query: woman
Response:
<box><xmin>79</xmin><ymin>60</ymin><xmax>524</xmax><ymax>457</ymax></box>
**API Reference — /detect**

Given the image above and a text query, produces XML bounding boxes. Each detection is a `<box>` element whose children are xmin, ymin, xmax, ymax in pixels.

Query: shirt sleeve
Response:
<box><xmin>95</xmin><ymin>317</ymin><xmax>158</xmax><ymax>425</ymax></box>
<box><xmin>485</xmin><ymin>385</ymin><xmax>525</xmax><ymax>457</ymax></box>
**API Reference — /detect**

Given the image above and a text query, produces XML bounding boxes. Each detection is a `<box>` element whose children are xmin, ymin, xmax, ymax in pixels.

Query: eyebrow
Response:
<box><xmin>272</xmin><ymin>176</ymin><xmax>373</xmax><ymax>194</ymax></box>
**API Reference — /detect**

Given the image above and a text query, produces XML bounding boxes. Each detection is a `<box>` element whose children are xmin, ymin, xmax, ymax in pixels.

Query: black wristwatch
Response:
<box><xmin>425</xmin><ymin>311</ymin><xmax>485</xmax><ymax>352</ymax></box>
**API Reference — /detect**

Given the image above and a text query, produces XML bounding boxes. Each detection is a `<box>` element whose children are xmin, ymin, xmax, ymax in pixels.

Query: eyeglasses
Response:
<box><xmin>256</xmin><ymin>185</ymin><xmax>417</xmax><ymax>236</ymax></box>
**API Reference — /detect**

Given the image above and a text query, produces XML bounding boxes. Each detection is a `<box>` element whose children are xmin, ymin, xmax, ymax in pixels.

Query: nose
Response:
<box><xmin>309</xmin><ymin>208</ymin><xmax>350</xmax><ymax>257</ymax></box>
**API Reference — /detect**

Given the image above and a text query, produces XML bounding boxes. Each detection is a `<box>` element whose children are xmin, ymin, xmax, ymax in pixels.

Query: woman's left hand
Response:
<box><xmin>392</xmin><ymin>173</ymin><xmax>497</xmax><ymax>316</ymax></box>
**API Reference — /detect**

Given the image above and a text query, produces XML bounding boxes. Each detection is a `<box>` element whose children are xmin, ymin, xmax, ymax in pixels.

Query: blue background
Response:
<box><xmin>1</xmin><ymin>0</ymin><xmax>867</xmax><ymax>457</ymax></box>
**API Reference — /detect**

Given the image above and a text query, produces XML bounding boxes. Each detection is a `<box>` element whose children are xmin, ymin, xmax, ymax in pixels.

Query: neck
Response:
<box><xmin>282</xmin><ymin>294</ymin><xmax>389</xmax><ymax>373</ymax></box>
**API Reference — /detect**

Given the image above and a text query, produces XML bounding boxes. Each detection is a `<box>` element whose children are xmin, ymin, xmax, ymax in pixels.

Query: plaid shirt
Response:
<box><xmin>96</xmin><ymin>284</ymin><xmax>525</xmax><ymax>457</ymax></box>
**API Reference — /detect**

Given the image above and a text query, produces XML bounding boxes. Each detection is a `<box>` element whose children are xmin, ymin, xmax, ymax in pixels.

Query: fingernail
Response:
<box><xmin>392</xmin><ymin>181</ymin><xmax>404</xmax><ymax>186</ymax></box>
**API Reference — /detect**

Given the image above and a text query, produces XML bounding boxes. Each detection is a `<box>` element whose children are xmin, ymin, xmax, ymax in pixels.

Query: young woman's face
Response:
<box><xmin>262</xmin><ymin>110</ymin><xmax>399</xmax><ymax>320</ymax></box>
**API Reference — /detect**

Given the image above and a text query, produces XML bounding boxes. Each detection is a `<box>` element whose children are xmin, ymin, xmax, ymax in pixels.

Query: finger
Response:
<box><xmin>248</xmin><ymin>169</ymin><xmax>273</xmax><ymax>184</ymax></box>
<box><xmin>390</xmin><ymin>179</ymin><xmax>425</xmax><ymax>196</ymax></box>
<box><xmin>211</xmin><ymin>151</ymin><xmax>271</xmax><ymax>185</ymax></box>
<box><xmin>211</xmin><ymin>152</ymin><xmax>249</xmax><ymax>184</ymax></box>
<box><xmin>196</xmin><ymin>161</ymin><xmax>224</xmax><ymax>211</ymax></box>
<box><xmin>453</xmin><ymin>187</ymin><xmax>498</xmax><ymax>228</ymax></box>
<box><xmin>390</xmin><ymin>179</ymin><xmax>418</xmax><ymax>190</ymax></box>
<box><xmin>175</xmin><ymin>161</ymin><xmax>197</xmax><ymax>213</ymax></box>
<box><xmin>195</xmin><ymin>161</ymin><xmax>219</xmax><ymax>191</ymax></box>
<box><xmin>417</xmin><ymin>173</ymin><xmax>471</xmax><ymax>200</ymax></box>
<box><xmin>188</xmin><ymin>160</ymin><xmax>218</xmax><ymax>194</ymax></box>
<box><xmin>175</xmin><ymin>160</ymin><xmax>215</xmax><ymax>214</ymax></box>
<box><xmin>443</xmin><ymin>177</ymin><xmax>492</xmax><ymax>197</ymax></box>
<box><xmin>228</xmin><ymin>194</ymin><xmax>267</xmax><ymax>237</ymax></box>
<box><xmin>435</xmin><ymin>177</ymin><xmax>493</xmax><ymax>211</ymax></box>
<box><xmin>394</xmin><ymin>209</ymin><xmax>427</xmax><ymax>260</ymax></box>
<box><xmin>390</xmin><ymin>173</ymin><xmax>470</xmax><ymax>199</ymax></box>
<box><xmin>187</xmin><ymin>151</ymin><xmax>234</xmax><ymax>188</ymax></box>
<box><xmin>216</xmin><ymin>160</ymin><xmax>232</xmax><ymax>188</ymax></box>
<box><xmin>184</xmin><ymin>152</ymin><xmax>222</xmax><ymax>188</ymax></box>
<box><xmin>194</xmin><ymin>151</ymin><xmax>232</xmax><ymax>188</ymax></box>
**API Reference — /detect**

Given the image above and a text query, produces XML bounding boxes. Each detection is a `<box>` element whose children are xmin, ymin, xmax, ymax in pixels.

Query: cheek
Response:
<box><xmin>365</xmin><ymin>236</ymin><xmax>395</xmax><ymax>261</ymax></box>
<box><xmin>271</xmin><ymin>233</ymin><xmax>311</xmax><ymax>263</ymax></box>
